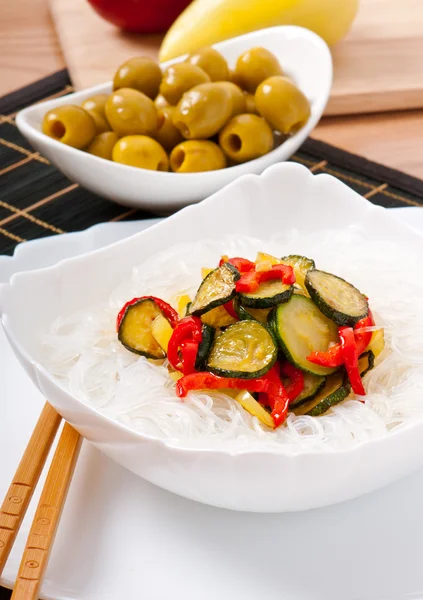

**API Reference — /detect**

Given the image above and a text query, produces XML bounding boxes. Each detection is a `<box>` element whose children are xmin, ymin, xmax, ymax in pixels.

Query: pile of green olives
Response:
<box><xmin>42</xmin><ymin>47</ymin><xmax>311</xmax><ymax>173</ymax></box>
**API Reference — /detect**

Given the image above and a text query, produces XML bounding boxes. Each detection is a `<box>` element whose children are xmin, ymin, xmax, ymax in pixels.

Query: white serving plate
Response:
<box><xmin>16</xmin><ymin>26</ymin><xmax>332</xmax><ymax>213</ymax></box>
<box><xmin>1</xmin><ymin>207</ymin><xmax>423</xmax><ymax>600</ymax></box>
<box><xmin>2</xmin><ymin>162</ymin><xmax>423</xmax><ymax>514</ymax></box>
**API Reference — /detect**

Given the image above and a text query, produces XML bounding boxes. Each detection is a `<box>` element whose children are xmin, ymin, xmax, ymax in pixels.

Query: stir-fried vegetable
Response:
<box><xmin>117</xmin><ymin>251</ymin><xmax>383</xmax><ymax>428</ymax></box>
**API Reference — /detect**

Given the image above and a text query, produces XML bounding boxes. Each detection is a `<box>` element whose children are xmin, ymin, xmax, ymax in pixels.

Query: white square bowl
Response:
<box><xmin>2</xmin><ymin>162</ymin><xmax>423</xmax><ymax>513</ymax></box>
<box><xmin>16</xmin><ymin>26</ymin><xmax>332</xmax><ymax>213</ymax></box>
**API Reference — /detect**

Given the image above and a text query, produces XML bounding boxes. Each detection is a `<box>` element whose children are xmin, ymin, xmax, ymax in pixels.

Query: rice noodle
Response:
<box><xmin>42</xmin><ymin>227</ymin><xmax>423</xmax><ymax>453</ymax></box>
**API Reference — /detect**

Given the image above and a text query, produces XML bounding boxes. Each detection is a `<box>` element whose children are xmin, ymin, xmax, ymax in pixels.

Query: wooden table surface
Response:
<box><xmin>2</xmin><ymin>0</ymin><xmax>422</xmax><ymax>179</ymax></box>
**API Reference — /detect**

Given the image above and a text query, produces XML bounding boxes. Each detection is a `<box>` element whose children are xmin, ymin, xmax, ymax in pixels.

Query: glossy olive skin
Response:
<box><xmin>81</xmin><ymin>94</ymin><xmax>111</xmax><ymax>134</ymax></box>
<box><xmin>42</xmin><ymin>105</ymin><xmax>96</xmax><ymax>149</ymax></box>
<box><xmin>244</xmin><ymin>92</ymin><xmax>258</xmax><ymax>114</ymax></box>
<box><xmin>173</xmin><ymin>83</ymin><xmax>232</xmax><ymax>139</ymax></box>
<box><xmin>154</xmin><ymin>94</ymin><xmax>169</xmax><ymax>109</ymax></box>
<box><xmin>170</xmin><ymin>140</ymin><xmax>227</xmax><ymax>172</ymax></box>
<box><xmin>87</xmin><ymin>131</ymin><xmax>119</xmax><ymax>160</ymax></box>
<box><xmin>215</xmin><ymin>82</ymin><xmax>246</xmax><ymax>117</ymax></box>
<box><xmin>255</xmin><ymin>76</ymin><xmax>311</xmax><ymax>135</ymax></box>
<box><xmin>234</xmin><ymin>47</ymin><xmax>283</xmax><ymax>93</ymax></box>
<box><xmin>219</xmin><ymin>113</ymin><xmax>273</xmax><ymax>162</ymax></box>
<box><xmin>154</xmin><ymin>106</ymin><xmax>184</xmax><ymax>151</ymax></box>
<box><xmin>105</xmin><ymin>88</ymin><xmax>159</xmax><ymax>136</ymax></box>
<box><xmin>159</xmin><ymin>63</ymin><xmax>210</xmax><ymax>105</ymax></box>
<box><xmin>186</xmin><ymin>47</ymin><xmax>230</xmax><ymax>82</ymax></box>
<box><xmin>113</xmin><ymin>57</ymin><xmax>162</xmax><ymax>99</ymax></box>
<box><xmin>112</xmin><ymin>136</ymin><xmax>169</xmax><ymax>171</ymax></box>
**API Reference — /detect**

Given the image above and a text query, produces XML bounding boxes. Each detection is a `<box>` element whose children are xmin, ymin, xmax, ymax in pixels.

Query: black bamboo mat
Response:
<box><xmin>1</xmin><ymin>71</ymin><xmax>423</xmax><ymax>599</ymax></box>
<box><xmin>1</xmin><ymin>70</ymin><xmax>423</xmax><ymax>258</ymax></box>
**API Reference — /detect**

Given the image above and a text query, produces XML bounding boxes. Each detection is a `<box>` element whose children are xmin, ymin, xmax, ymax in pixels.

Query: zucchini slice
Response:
<box><xmin>239</xmin><ymin>280</ymin><xmax>293</xmax><ymax>308</ymax></box>
<box><xmin>233</xmin><ymin>299</ymin><xmax>271</xmax><ymax>324</ymax></box>
<box><xmin>293</xmin><ymin>370</ymin><xmax>348</xmax><ymax>416</ymax></box>
<box><xmin>195</xmin><ymin>324</ymin><xmax>215</xmax><ymax>370</ymax></box>
<box><xmin>289</xmin><ymin>372</ymin><xmax>326</xmax><ymax>408</ymax></box>
<box><xmin>294</xmin><ymin>350</ymin><xmax>375</xmax><ymax>416</ymax></box>
<box><xmin>280</xmin><ymin>255</ymin><xmax>315</xmax><ymax>289</ymax></box>
<box><xmin>206</xmin><ymin>320</ymin><xmax>277</xmax><ymax>379</ymax></box>
<box><xmin>358</xmin><ymin>350</ymin><xmax>375</xmax><ymax>377</ymax></box>
<box><xmin>118</xmin><ymin>298</ymin><xmax>167</xmax><ymax>359</ymax></box>
<box><xmin>269</xmin><ymin>294</ymin><xmax>340</xmax><ymax>376</ymax></box>
<box><xmin>305</xmin><ymin>269</ymin><xmax>368</xmax><ymax>327</ymax></box>
<box><xmin>189</xmin><ymin>263</ymin><xmax>240</xmax><ymax>316</ymax></box>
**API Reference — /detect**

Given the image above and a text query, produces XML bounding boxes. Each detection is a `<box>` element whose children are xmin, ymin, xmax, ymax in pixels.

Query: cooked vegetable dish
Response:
<box><xmin>116</xmin><ymin>252</ymin><xmax>385</xmax><ymax>428</ymax></box>
<box><xmin>41</xmin><ymin>47</ymin><xmax>310</xmax><ymax>173</ymax></box>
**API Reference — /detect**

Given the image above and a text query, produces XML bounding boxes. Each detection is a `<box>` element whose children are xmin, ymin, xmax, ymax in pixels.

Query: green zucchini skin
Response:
<box><xmin>118</xmin><ymin>298</ymin><xmax>166</xmax><ymax>359</ymax></box>
<box><xmin>189</xmin><ymin>263</ymin><xmax>240</xmax><ymax>316</ymax></box>
<box><xmin>233</xmin><ymin>298</ymin><xmax>271</xmax><ymax>324</ymax></box>
<box><xmin>269</xmin><ymin>295</ymin><xmax>339</xmax><ymax>377</ymax></box>
<box><xmin>239</xmin><ymin>281</ymin><xmax>293</xmax><ymax>308</ymax></box>
<box><xmin>303</xmin><ymin>376</ymin><xmax>351</xmax><ymax>416</ymax></box>
<box><xmin>305</xmin><ymin>269</ymin><xmax>368</xmax><ymax>327</ymax></box>
<box><xmin>195</xmin><ymin>324</ymin><xmax>215</xmax><ymax>370</ymax></box>
<box><xmin>206</xmin><ymin>320</ymin><xmax>277</xmax><ymax>379</ymax></box>
<box><xmin>289</xmin><ymin>373</ymin><xmax>326</xmax><ymax>408</ymax></box>
<box><xmin>294</xmin><ymin>350</ymin><xmax>376</xmax><ymax>416</ymax></box>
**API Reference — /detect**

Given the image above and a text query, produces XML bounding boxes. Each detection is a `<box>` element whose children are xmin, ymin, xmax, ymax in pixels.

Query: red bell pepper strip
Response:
<box><xmin>307</xmin><ymin>313</ymin><xmax>374</xmax><ymax>368</ymax></box>
<box><xmin>269</xmin><ymin>386</ymin><xmax>290</xmax><ymax>428</ymax></box>
<box><xmin>223</xmin><ymin>300</ymin><xmax>239</xmax><ymax>320</ymax></box>
<box><xmin>176</xmin><ymin>372</ymin><xmax>275</xmax><ymax>397</ymax></box>
<box><xmin>280</xmin><ymin>362</ymin><xmax>305</xmax><ymax>402</ymax></box>
<box><xmin>257</xmin><ymin>264</ymin><xmax>296</xmax><ymax>285</ymax></box>
<box><xmin>168</xmin><ymin>316</ymin><xmax>203</xmax><ymax>371</ymax></box>
<box><xmin>339</xmin><ymin>326</ymin><xmax>365</xmax><ymax>396</ymax></box>
<box><xmin>116</xmin><ymin>296</ymin><xmax>179</xmax><ymax>331</ymax></box>
<box><xmin>180</xmin><ymin>341</ymin><xmax>199</xmax><ymax>376</ymax></box>
<box><xmin>235</xmin><ymin>264</ymin><xmax>295</xmax><ymax>294</ymax></box>
<box><xmin>236</xmin><ymin>271</ymin><xmax>260</xmax><ymax>293</ymax></box>
<box><xmin>219</xmin><ymin>256</ymin><xmax>255</xmax><ymax>273</ymax></box>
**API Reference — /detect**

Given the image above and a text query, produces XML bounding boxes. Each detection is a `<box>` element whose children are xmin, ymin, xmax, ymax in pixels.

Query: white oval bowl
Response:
<box><xmin>16</xmin><ymin>26</ymin><xmax>332</xmax><ymax>213</ymax></box>
<box><xmin>4</xmin><ymin>162</ymin><xmax>423</xmax><ymax>513</ymax></box>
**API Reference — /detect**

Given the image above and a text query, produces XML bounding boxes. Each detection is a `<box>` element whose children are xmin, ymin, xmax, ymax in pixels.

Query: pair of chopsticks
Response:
<box><xmin>0</xmin><ymin>403</ymin><xmax>81</xmax><ymax>599</ymax></box>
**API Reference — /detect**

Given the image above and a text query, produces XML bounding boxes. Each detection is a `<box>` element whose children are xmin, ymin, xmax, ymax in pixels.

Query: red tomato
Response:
<box><xmin>87</xmin><ymin>0</ymin><xmax>192</xmax><ymax>34</ymax></box>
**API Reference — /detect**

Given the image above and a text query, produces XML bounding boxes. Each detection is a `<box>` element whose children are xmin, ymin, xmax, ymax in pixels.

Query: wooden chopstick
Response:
<box><xmin>11</xmin><ymin>422</ymin><xmax>81</xmax><ymax>600</ymax></box>
<box><xmin>0</xmin><ymin>403</ymin><xmax>61</xmax><ymax>575</ymax></box>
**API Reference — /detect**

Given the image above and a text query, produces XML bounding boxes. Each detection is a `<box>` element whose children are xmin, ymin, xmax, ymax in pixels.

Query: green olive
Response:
<box><xmin>154</xmin><ymin>94</ymin><xmax>169</xmax><ymax>109</ymax></box>
<box><xmin>153</xmin><ymin>106</ymin><xmax>184</xmax><ymax>151</ymax></box>
<box><xmin>173</xmin><ymin>83</ymin><xmax>232</xmax><ymax>139</ymax></box>
<box><xmin>215</xmin><ymin>82</ymin><xmax>246</xmax><ymax>116</ymax></box>
<box><xmin>219</xmin><ymin>114</ymin><xmax>273</xmax><ymax>163</ymax></box>
<box><xmin>105</xmin><ymin>88</ymin><xmax>159</xmax><ymax>136</ymax></box>
<box><xmin>113</xmin><ymin>57</ymin><xmax>162</xmax><ymax>99</ymax></box>
<box><xmin>255</xmin><ymin>76</ymin><xmax>311</xmax><ymax>135</ymax></box>
<box><xmin>87</xmin><ymin>132</ymin><xmax>119</xmax><ymax>160</ymax></box>
<box><xmin>170</xmin><ymin>140</ymin><xmax>227</xmax><ymax>173</ymax></box>
<box><xmin>112</xmin><ymin>135</ymin><xmax>169</xmax><ymax>171</ymax></box>
<box><xmin>42</xmin><ymin>105</ymin><xmax>96</xmax><ymax>149</ymax></box>
<box><xmin>244</xmin><ymin>93</ymin><xmax>258</xmax><ymax>114</ymax></box>
<box><xmin>234</xmin><ymin>47</ymin><xmax>283</xmax><ymax>93</ymax></box>
<box><xmin>81</xmin><ymin>94</ymin><xmax>111</xmax><ymax>134</ymax></box>
<box><xmin>185</xmin><ymin>47</ymin><xmax>230</xmax><ymax>82</ymax></box>
<box><xmin>159</xmin><ymin>63</ymin><xmax>210</xmax><ymax>105</ymax></box>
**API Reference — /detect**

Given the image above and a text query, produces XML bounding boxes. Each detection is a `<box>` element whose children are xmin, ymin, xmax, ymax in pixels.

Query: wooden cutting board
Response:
<box><xmin>50</xmin><ymin>0</ymin><xmax>423</xmax><ymax>116</ymax></box>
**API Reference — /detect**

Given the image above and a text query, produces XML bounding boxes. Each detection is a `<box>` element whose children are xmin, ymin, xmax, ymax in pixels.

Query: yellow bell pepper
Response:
<box><xmin>159</xmin><ymin>0</ymin><xmax>359</xmax><ymax>61</ymax></box>
<box><xmin>235</xmin><ymin>390</ymin><xmax>275</xmax><ymax>428</ymax></box>
<box><xmin>151</xmin><ymin>314</ymin><xmax>174</xmax><ymax>353</ymax></box>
